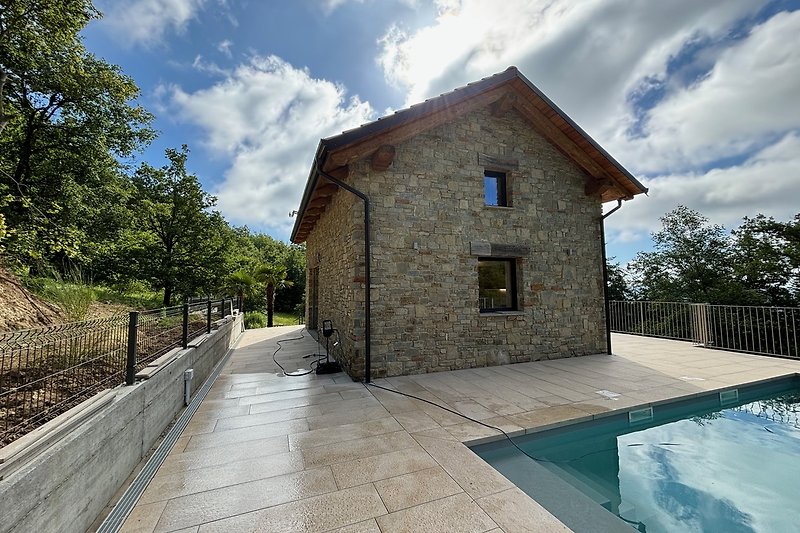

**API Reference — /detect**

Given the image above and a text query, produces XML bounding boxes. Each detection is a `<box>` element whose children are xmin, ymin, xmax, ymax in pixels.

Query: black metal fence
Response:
<box><xmin>610</xmin><ymin>300</ymin><xmax>800</xmax><ymax>359</ymax></box>
<box><xmin>0</xmin><ymin>298</ymin><xmax>236</xmax><ymax>447</ymax></box>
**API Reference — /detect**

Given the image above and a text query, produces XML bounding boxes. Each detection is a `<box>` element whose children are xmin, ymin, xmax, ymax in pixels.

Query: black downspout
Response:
<box><xmin>315</xmin><ymin>165</ymin><xmax>372</xmax><ymax>383</ymax></box>
<box><xmin>601</xmin><ymin>200</ymin><xmax>623</xmax><ymax>355</ymax></box>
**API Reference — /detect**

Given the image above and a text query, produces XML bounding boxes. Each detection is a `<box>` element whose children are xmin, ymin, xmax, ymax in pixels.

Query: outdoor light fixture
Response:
<box><xmin>316</xmin><ymin>320</ymin><xmax>342</xmax><ymax>375</ymax></box>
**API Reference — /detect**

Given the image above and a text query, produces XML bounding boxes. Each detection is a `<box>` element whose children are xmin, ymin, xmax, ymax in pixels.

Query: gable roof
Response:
<box><xmin>291</xmin><ymin>66</ymin><xmax>647</xmax><ymax>243</ymax></box>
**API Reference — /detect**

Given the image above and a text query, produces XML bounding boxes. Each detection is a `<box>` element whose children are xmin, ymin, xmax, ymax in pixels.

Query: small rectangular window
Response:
<box><xmin>478</xmin><ymin>258</ymin><xmax>517</xmax><ymax>312</ymax></box>
<box><xmin>484</xmin><ymin>170</ymin><xmax>508</xmax><ymax>206</ymax></box>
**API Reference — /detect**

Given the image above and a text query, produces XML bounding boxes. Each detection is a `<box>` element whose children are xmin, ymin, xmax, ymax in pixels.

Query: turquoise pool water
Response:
<box><xmin>473</xmin><ymin>378</ymin><xmax>800</xmax><ymax>533</ymax></box>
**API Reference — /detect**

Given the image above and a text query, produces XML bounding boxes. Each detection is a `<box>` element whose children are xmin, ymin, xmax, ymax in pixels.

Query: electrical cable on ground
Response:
<box><xmin>271</xmin><ymin>328</ymin><xmax>326</xmax><ymax>376</ymax></box>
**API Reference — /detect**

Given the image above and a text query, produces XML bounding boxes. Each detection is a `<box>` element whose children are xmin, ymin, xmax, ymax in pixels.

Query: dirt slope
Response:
<box><xmin>0</xmin><ymin>267</ymin><xmax>65</xmax><ymax>332</ymax></box>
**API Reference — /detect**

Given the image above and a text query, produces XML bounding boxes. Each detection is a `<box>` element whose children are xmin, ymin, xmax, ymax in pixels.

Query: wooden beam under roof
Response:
<box><xmin>371</xmin><ymin>145</ymin><xmax>396</xmax><ymax>171</ymax></box>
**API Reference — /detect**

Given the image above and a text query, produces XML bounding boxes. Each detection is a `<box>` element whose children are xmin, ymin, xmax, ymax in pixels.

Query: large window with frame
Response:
<box><xmin>483</xmin><ymin>170</ymin><xmax>508</xmax><ymax>207</ymax></box>
<box><xmin>478</xmin><ymin>258</ymin><xmax>517</xmax><ymax>312</ymax></box>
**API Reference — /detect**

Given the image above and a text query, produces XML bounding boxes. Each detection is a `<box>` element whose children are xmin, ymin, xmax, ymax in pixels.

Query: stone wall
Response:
<box><xmin>304</xmin><ymin>187</ymin><xmax>364</xmax><ymax>377</ymax></box>
<box><xmin>308</xmin><ymin>105</ymin><xmax>606</xmax><ymax>378</ymax></box>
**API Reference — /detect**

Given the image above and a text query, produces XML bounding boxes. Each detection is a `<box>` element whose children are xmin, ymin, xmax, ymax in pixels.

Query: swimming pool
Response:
<box><xmin>472</xmin><ymin>376</ymin><xmax>800</xmax><ymax>532</ymax></box>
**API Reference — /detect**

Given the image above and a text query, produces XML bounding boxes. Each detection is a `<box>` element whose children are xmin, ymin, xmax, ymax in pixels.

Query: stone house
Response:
<box><xmin>290</xmin><ymin>67</ymin><xmax>647</xmax><ymax>380</ymax></box>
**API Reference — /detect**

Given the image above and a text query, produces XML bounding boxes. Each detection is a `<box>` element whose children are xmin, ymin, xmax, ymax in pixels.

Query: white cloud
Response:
<box><xmin>97</xmin><ymin>0</ymin><xmax>233</xmax><ymax>46</ymax></box>
<box><xmin>164</xmin><ymin>56</ymin><xmax>374</xmax><ymax>235</ymax></box>
<box><xmin>606</xmin><ymin>131</ymin><xmax>800</xmax><ymax>245</ymax></box>
<box><xmin>377</xmin><ymin>0</ymin><xmax>764</xmax><ymax>134</ymax></box>
<box><xmin>613</xmin><ymin>10</ymin><xmax>800</xmax><ymax>173</ymax></box>
<box><xmin>217</xmin><ymin>39</ymin><xmax>233</xmax><ymax>58</ymax></box>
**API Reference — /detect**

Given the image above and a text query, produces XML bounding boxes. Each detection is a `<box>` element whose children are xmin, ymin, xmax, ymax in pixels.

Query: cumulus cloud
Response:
<box><xmin>164</xmin><ymin>56</ymin><xmax>374</xmax><ymax>235</ymax></box>
<box><xmin>377</xmin><ymin>0</ymin><xmax>764</xmax><ymax>133</ymax></box>
<box><xmin>97</xmin><ymin>0</ymin><xmax>232</xmax><ymax>46</ymax></box>
<box><xmin>605</xmin><ymin>131</ymin><xmax>800</xmax><ymax>245</ymax></box>
<box><xmin>613</xmin><ymin>10</ymin><xmax>800</xmax><ymax>173</ymax></box>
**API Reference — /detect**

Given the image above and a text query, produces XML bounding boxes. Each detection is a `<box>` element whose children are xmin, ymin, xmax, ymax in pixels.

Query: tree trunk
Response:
<box><xmin>267</xmin><ymin>284</ymin><xmax>275</xmax><ymax>327</ymax></box>
<box><xmin>163</xmin><ymin>284</ymin><xmax>172</xmax><ymax>307</ymax></box>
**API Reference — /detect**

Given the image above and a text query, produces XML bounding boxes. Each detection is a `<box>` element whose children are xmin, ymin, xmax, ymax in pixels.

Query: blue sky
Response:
<box><xmin>83</xmin><ymin>0</ymin><xmax>800</xmax><ymax>263</ymax></box>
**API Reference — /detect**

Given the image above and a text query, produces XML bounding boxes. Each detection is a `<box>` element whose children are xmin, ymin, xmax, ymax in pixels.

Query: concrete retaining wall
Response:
<box><xmin>0</xmin><ymin>313</ymin><xmax>243</xmax><ymax>533</ymax></box>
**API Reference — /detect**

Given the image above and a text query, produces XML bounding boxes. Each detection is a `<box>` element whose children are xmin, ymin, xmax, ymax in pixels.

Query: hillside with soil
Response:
<box><xmin>0</xmin><ymin>268</ymin><xmax>65</xmax><ymax>332</ymax></box>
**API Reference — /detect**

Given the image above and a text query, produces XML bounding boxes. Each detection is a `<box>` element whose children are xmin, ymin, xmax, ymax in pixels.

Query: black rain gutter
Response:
<box><xmin>310</xmin><ymin>154</ymin><xmax>372</xmax><ymax>383</ymax></box>
<box><xmin>601</xmin><ymin>200</ymin><xmax>623</xmax><ymax>355</ymax></box>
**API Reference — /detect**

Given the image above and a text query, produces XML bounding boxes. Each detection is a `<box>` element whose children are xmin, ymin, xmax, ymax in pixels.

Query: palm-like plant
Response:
<box><xmin>224</xmin><ymin>270</ymin><xmax>256</xmax><ymax>311</ymax></box>
<box><xmin>254</xmin><ymin>263</ymin><xmax>293</xmax><ymax>327</ymax></box>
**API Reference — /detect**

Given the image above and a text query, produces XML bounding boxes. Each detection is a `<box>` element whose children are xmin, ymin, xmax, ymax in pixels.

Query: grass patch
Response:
<box><xmin>244</xmin><ymin>311</ymin><xmax>267</xmax><ymax>329</ymax></box>
<box><xmin>272</xmin><ymin>311</ymin><xmax>303</xmax><ymax>326</ymax></box>
<box><xmin>93</xmin><ymin>285</ymin><xmax>163</xmax><ymax>310</ymax></box>
<box><xmin>28</xmin><ymin>278</ymin><xmax>96</xmax><ymax>321</ymax></box>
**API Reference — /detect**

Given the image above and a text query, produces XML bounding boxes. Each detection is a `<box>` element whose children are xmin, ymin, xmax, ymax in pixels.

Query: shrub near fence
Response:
<box><xmin>0</xmin><ymin>298</ymin><xmax>234</xmax><ymax>447</ymax></box>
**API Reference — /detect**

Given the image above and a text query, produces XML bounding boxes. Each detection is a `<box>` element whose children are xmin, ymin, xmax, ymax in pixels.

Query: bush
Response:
<box><xmin>244</xmin><ymin>311</ymin><xmax>267</xmax><ymax>329</ymax></box>
<box><xmin>29</xmin><ymin>278</ymin><xmax>96</xmax><ymax>321</ymax></box>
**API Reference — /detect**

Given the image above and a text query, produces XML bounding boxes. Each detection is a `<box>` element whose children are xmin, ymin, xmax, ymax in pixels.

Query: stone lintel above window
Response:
<box><xmin>470</xmin><ymin>241</ymin><xmax>529</xmax><ymax>257</ymax></box>
<box><xmin>477</xmin><ymin>153</ymin><xmax>519</xmax><ymax>171</ymax></box>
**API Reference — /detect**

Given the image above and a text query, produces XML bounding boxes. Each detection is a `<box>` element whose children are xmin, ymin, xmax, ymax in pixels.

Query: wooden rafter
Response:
<box><xmin>371</xmin><ymin>145</ymin><xmax>396</xmax><ymax>171</ymax></box>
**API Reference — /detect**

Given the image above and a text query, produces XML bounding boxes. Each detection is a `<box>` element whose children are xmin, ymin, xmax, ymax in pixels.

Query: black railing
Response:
<box><xmin>610</xmin><ymin>301</ymin><xmax>800</xmax><ymax>359</ymax></box>
<box><xmin>1</xmin><ymin>298</ymin><xmax>235</xmax><ymax>447</ymax></box>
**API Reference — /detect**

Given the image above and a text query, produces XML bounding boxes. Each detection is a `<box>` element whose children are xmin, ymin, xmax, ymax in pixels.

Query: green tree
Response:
<box><xmin>732</xmin><ymin>214</ymin><xmax>799</xmax><ymax>306</ymax></box>
<box><xmin>223</xmin><ymin>270</ymin><xmax>256</xmax><ymax>311</ymax></box>
<box><xmin>128</xmin><ymin>146</ymin><xmax>227</xmax><ymax>306</ymax></box>
<box><xmin>0</xmin><ymin>0</ymin><xmax>154</xmax><ymax>272</ymax></box>
<box><xmin>605</xmin><ymin>258</ymin><xmax>629</xmax><ymax>301</ymax></box>
<box><xmin>628</xmin><ymin>206</ymin><xmax>753</xmax><ymax>304</ymax></box>
<box><xmin>254</xmin><ymin>263</ymin><xmax>293</xmax><ymax>327</ymax></box>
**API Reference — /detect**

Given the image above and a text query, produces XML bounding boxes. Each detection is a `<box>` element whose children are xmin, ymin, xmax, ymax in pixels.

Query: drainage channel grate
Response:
<box><xmin>97</xmin><ymin>334</ymin><xmax>242</xmax><ymax>533</ymax></box>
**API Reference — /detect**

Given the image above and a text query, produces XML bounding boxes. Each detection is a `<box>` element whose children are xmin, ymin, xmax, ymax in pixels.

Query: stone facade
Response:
<box><xmin>306</xmin><ymin>105</ymin><xmax>606</xmax><ymax>379</ymax></box>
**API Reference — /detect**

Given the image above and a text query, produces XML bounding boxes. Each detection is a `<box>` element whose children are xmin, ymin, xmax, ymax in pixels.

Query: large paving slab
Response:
<box><xmin>120</xmin><ymin>328</ymin><xmax>800</xmax><ymax>532</ymax></box>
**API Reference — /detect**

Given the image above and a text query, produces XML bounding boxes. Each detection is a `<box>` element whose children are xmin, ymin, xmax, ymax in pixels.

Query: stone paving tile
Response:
<box><xmin>190</xmin><ymin>404</ymin><xmax>251</xmax><ymax>420</ymax></box>
<box><xmin>183</xmin><ymin>418</ymin><xmax>309</xmax><ymax>451</ymax></box>
<box><xmin>159</xmin><ymin>435</ymin><xmax>289</xmax><ymax>475</ymax></box>
<box><xmin>305</xmin><ymin>405</ymin><xmax>391</xmax><ymax>431</ymax></box>
<box><xmin>119</xmin><ymin>500</ymin><xmax>167</xmax><ymax>533</ymax></box>
<box><xmin>330</xmin><ymin>445</ymin><xmax>438</xmax><ymax>489</ymax></box>
<box><xmin>476</xmin><ymin>487</ymin><xmax>571</xmax><ymax>532</ymax></box>
<box><xmin>392</xmin><ymin>410</ymin><xmax>440</xmax><ymax>433</ymax></box>
<box><xmin>443</xmin><ymin>416</ymin><xmax>523</xmax><ymax>443</ymax></box>
<box><xmin>326</xmin><ymin>519</ymin><xmax>381</xmax><ymax>532</ymax></box>
<box><xmin>373</xmin><ymin>465</ymin><xmax>464</xmax><ymax>512</ymax></box>
<box><xmin>289</xmin><ymin>417</ymin><xmax>402</xmax><ymax>451</ymax></box>
<box><xmin>507</xmin><ymin>405</ymin><xmax>593</xmax><ymax>431</ymax></box>
<box><xmin>197</xmin><ymin>484</ymin><xmax>387</xmax><ymax>533</ymax></box>
<box><xmin>412</xmin><ymin>434</ymin><xmax>514</xmax><ymax>499</ymax></box>
<box><xmin>140</xmin><ymin>450</ymin><xmax>305</xmax><ymax>504</ymax></box>
<box><xmin>302</xmin><ymin>431</ymin><xmax>419</xmax><ymax>469</ymax></box>
<box><xmin>247</xmin><ymin>393</ymin><xmax>345</xmax><ymax>414</ymax></box>
<box><xmin>153</xmin><ymin>467</ymin><xmax>337</xmax><ymax>532</ymax></box>
<box><xmin>375</xmin><ymin>492</ymin><xmax>497</xmax><ymax>533</ymax></box>
<box><xmin>213</xmin><ymin>405</ymin><xmax>322</xmax><ymax>431</ymax></box>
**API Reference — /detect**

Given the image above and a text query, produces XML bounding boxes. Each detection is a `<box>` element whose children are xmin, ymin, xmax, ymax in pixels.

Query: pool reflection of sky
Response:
<box><xmin>613</xmin><ymin>395</ymin><xmax>800</xmax><ymax>532</ymax></box>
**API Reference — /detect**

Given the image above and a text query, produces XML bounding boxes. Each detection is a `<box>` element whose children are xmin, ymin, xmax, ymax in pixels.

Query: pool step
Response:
<box><xmin>540</xmin><ymin>462</ymin><xmax>613</xmax><ymax>510</ymax></box>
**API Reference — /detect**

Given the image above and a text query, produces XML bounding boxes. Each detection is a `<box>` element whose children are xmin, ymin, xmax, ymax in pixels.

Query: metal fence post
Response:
<box><xmin>182</xmin><ymin>303</ymin><xmax>189</xmax><ymax>349</ymax></box>
<box><xmin>126</xmin><ymin>311</ymin><xmax>139</xmax><ymax>385</ymax></box>
<box><xmin>207</xmin><ymin>299</ymin><xmax>212</xmax><ymax>333</ymax></box>
<box><xmin>639</xmin><ymin>301</ymin><xmax>646</xmax><ymax>335</ymax></box>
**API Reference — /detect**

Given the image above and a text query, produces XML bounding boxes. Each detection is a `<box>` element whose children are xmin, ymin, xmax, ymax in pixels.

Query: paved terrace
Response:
<box><xmin>120</xmin><ymin>328</ymin><xmax>800</xmax><ymax>532</ymax></box>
